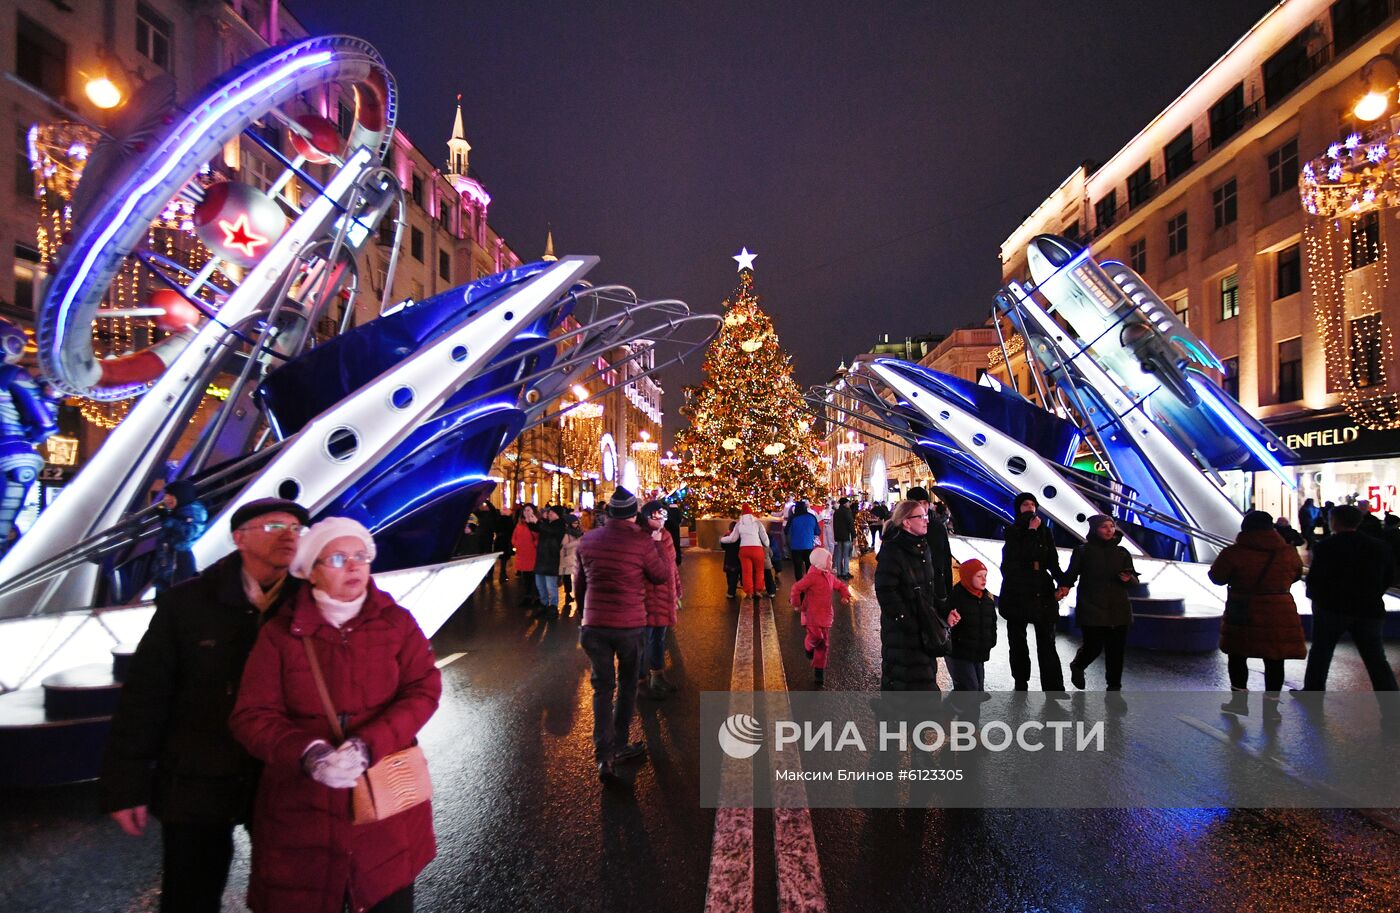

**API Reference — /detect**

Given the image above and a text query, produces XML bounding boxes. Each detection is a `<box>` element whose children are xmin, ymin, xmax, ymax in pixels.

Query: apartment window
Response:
<box><xmin>1127</xmin><ymin>162</ymin><xmax>1154</xmax><ymax>208</ymax></box>
<box><xmin>1095</xmin><ymin>190</ymin><xmax>1117</xmax><ymax>231</ymax></box>
<box><xmin>12</xmin><ymin>245</ymin><xmax>41</xmax><ymax>311</ymax></box>
<box><xmin>136</xmin><ymin>4</ymin><xmax>173</xmax><ymax>70</ymax></box>
<box><xmin>15</xmin><ymin>14</ymin><xmax>68</xmax><ymax>101</ymax></box>
<box><xmin>1167</xmin><ymin>211</ymin><xmax>1188</xmax><ymax>257</ymax></box>
<box><xmin>1129</xmin><ymin>238</ymin><xmax>1147</xmax><ymax>274</ymax></box>
<box><xmin>410</xmin><ymin>226</ymin><xmax>424</xmax><ymax>262</ymax></box>
<box><xmin>1350</xmin><ymin>313</ymin><xmax>1384</xmax><ymax>387</ymax></box>
<box><xmin>1063</xmin><ymin>221</ymin><xmax>1082</xmax><ymax>244</ymax></box>
<box><xmin>411</xmin><ymin>174</ymin><xmax>424</xmax><ymax>207</ymax></box>
<box><xmin>438</xmin><ymin>249</ymin><xmax>451</xmax><ymax>281</ymax></box>
<box><xmin>1278</xmin><ymin>337</ymin><xmax>1303</xmax><ymax>402</ymax></box>
<box><xmin>1220</xmin><ymin>273</ymin><xmax>1240</xmax><ymax>320</ymax></box>
<box><xmin>1165</xmin><ymin>127</ymin><xmax>1193</xmax><ymax>182</ymax></box>
<box><xmin>337</xmin><ymin>100</ymin><xmax>354</xmax><ymax>138</ymax></box>
<box><xmin>1171</xmin><ymin>294</ymin><xmax>1190</xmax><ymax>328</ymax></box>
<box><xmin>1212</xmin><ymin>178</ymin><xmax>1238</xmax><ymax>229</ymax></box>
<box><xmin>1349</xmin><ymin>212</ymin><xmax>1380</xmax><ymax>269</ymax></box>
<box><xmin>1209</xmin><ymin>83</ymin><xmax>1246</xmax><ymax>149</ymax></box>
<box><xmin>1223</xmin><ymin>357</ymin><xmax>1240</xmax><ymax>399</ymax></box>
<box><xmin>377</xmin><ymin>219</ymin><xmax>395</xmax><ymax>247</ymax></box>
<box><xmin>1268</xmin><ymin>138</ymin><xmax>1299</xmax><ymax>198</ymax></box>
<box><xmin>15</xmin><ymin>124</ymin><xmax>33</xmax><ymax>197</ymax></box>
<box><xmin>1332</xmin><ymin>0</ymin><xmax>1390</xmax><ymax>55</ymax></box>
<box><xmin>1263</xmin><ymin>31</ymin><xmax>1320</xmax><ymax>107</ymax></box>
<box><xmin>1276</xmin><ymin>244</ymin><xmax>1302</xmax><ymax>298</ymax></box>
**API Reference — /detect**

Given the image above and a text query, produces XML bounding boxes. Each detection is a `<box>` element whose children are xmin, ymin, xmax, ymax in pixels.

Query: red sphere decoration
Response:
<box><xmin>192</xmin><ymin>181</ymin><xmax>286</xmax><ymax>268</ymax></box>
<box><xmin>289</xmin><ymin>114</ymin><xmax>341</xmax><ymax>165</ymax></box>
<box><xmin>150</xmin><ymin>289</ymin><xmax>201</xmax><ymax>332</ymax></box>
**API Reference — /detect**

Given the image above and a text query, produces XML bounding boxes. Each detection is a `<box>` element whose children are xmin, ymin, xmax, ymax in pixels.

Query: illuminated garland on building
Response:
<box><xmin>675</xmin><ymin>267</ymin><xmax>824</xmax><ymax>516</ymax></box>
<box><xmin>30</xmin><ymin>123</ymin><xmax>235</xmax><ymax>431</ymax></box>
<box><xmin>1298</xmin><ymin>127</ymin><xmax>1400</xmax><ymax>429</ymax></box>
<box><xmin>986</xmin><ymin>332</ymin><xmax>1024</xmax><ymax>368</ymax></box>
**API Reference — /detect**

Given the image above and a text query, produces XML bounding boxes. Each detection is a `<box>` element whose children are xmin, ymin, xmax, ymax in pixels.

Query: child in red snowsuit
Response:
<box><xmin>789</xmin><ymin>547</ymin><xmax>851</xmax><ymax>686</ymax></box>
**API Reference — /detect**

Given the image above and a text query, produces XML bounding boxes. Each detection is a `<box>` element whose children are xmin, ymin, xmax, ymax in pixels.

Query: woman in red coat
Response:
<box><xmin>1209</xmin><ymin>510</ymin><xmax>1305</xmax><ymax>706</ymax></box>
<box><xmin>231</xmin><ymin>518</ymin><xmax>441</xmax><ymax>913</ymax></box>
<box><xmin>638</xmin><ymin>500</ymin><xmax>681</xmax><ymax>698</ymax></box>
<box><xmin>511</xmin><ymin>504</ymin><xmax>540</xmax><ymax>608</ymax></box>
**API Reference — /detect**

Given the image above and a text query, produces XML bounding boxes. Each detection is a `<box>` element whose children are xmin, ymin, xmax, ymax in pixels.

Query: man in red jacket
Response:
<box><xmin>576</xmin><ymin>487</ymin><xmax>670</xmax><ymax>782</ymax></box>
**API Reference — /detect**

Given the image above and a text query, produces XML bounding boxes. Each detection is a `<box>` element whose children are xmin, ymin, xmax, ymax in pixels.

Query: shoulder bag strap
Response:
<box><xmin>301</xmin><ymin>636</ymin><xmax>345</xmax><ymax>743</ymax></box>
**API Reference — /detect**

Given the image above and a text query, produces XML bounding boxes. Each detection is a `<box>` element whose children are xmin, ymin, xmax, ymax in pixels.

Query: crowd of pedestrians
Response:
<box><xmin>93</xmin><ymin>475</ymin><xmax>1399</xmax><ymax>910</ymax></box>
<box><xmin>861</xmin><ymin>488</ymin><xmax>1398</xmax><ymax>701</ymax></box>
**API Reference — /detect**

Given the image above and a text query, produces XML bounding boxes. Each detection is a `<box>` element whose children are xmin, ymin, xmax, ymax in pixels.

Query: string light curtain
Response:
<box><xmin>1301</xmin><ymin>127</ymin><xmax>1400</xmax><ymax>430</ymax></box>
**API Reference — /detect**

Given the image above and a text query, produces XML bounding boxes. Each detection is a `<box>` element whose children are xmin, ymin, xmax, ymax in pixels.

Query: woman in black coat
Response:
<box><xmin>1000</xmin><ymin>492</ymin><xmax>1068</xmax><ymax>690</ymax></box>
<box><xmin>531</xmin><ymin>507</ymin><xmax>567</xmax><ymax>619</ymax></box>
<box><xmin>1062</xmin><ymin>514</ymin><xmax>1139</xmax><ymax>690</ymax></box>
<box><xmin>874</xmin><ymin>501</ymin><xmax>960</xmax><ymax>691</ymax></box>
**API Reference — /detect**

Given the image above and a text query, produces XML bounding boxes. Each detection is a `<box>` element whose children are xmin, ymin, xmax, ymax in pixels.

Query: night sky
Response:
<box><xmin>287</xmin><ymin>0</ymin><xmax>1277</xmax><ymax>440</ymax></box>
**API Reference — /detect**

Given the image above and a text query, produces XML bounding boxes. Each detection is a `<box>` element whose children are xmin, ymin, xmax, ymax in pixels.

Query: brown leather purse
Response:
<box><xmin>302</xmin><ymin>637</ymin><xmax>432</xmax><ymax>825</ymax></box>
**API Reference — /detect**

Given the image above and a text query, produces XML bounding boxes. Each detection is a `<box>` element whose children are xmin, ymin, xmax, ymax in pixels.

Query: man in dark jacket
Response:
<box><xmin>99</xmin><ymin>498</ymin><xmax>309</xmax><ymax>913</ymax></box>
<box><xmin>1303</xmin><ymin>504</ymin><xmax>1398</xmax><ymax>691</ymax></box>
<box><xmin>906</xmin><ymin>487</ymin><xmax>954</xmax><ymax>600</ymax></box>
<box><xmin>576</xmin><ymin>487</ymin><xmax>670</xmax><ymax>781</ymax></box>
<box><xmin>832</xmin><ymin>498</ymin><xmax>855</xmax><ymax>579</ymax></box>
<box><xmin>1000</xmin><ymin>492</ymin><xmax>1069</xmax><ymax>691</ymax></box>
<box><xmin>874</xmin><ymin>499</ymin><xmax>960</xmax><ymax>691</ymax></box>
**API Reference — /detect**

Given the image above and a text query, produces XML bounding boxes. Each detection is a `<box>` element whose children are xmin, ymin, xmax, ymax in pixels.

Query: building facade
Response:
<box><xmin>999</xmin><ymin>0</ymin><xmax>1400</xmax><ymax>522</ymax></box>
<box><xmin>2</xmin><ymin>0</ymin><xmax>544</xmax><ymax>526</ymax></box>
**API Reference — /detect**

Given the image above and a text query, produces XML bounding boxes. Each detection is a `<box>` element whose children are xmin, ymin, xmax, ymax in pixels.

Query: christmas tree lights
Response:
<box><xmin>676</xmin><ymin>261</ymin><xmax>823</xmax><ymax>516</ymax></box>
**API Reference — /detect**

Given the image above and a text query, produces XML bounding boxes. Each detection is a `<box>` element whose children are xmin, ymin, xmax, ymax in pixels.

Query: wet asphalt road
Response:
<box><xmin>3</xmin><ymin>548</ymin><xmax>1400</xmax><ymax>912</ymax></box>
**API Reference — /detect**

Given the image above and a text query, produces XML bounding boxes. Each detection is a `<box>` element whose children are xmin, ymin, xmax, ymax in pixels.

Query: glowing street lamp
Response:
<box><xmin>631</xmin><ymin>428</ymin><xmax>659</xmax><ymax>452</ymax></box>
<box><xmin>1352</xmin><ymin>54</ymin><xmax>1400</xmax><ymax>122</ymax></box>
<box><xmin>84</xmin><ymin>76</ymin><xmax>124</xmax><ymax>110</ymax></box>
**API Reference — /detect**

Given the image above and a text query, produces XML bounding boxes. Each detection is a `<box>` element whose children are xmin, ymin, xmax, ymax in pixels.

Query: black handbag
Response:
<box><xmin>912</xmin><ymin>584</ymin><xmax>952</xmax><ymax>656</ymax></box>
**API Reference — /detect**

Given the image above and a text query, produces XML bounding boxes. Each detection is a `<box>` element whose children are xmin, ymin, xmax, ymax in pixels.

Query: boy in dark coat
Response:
<box><xmin>1063</xmin><ymin>514</ymin><xmax>1139</xmax><ymax>690</ymax></box>
<box><xmin>946</xmin><ymin>558</ymin><xmax>998</xmax><ymax>691</ymax></box>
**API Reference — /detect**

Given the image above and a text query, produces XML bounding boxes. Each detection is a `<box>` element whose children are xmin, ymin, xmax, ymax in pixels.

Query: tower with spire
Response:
<box><xmin>542</xmin><ymin>229</ymin><xmax>556</xmax><ymax>262</ymax></box>
<box><xmin>446</xmin><ymin>93</ymin><xmax>471</xmax><ymax>178</ymax></box>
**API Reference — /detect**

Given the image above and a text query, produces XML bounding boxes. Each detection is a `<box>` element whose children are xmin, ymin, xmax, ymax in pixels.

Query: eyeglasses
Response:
<box><xmin>316</xmin><ymin>551</ymin><xmax>372</xmax><ymax>569</ymax></box>
<box><xmin>238</xmin><ymin>521</ymin><xmax>306</xmax><ymax>536</ymax></box>
<box><xmin>907</xmin><ymin>513</ymin><xmax>929</xmax><ymax>521</ymax></box>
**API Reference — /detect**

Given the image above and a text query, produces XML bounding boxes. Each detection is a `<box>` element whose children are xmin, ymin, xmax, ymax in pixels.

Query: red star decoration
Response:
<box><xmin>218</xmin><ymin>212</ymin><xmax>269</xmax><ymax>260</ymax></box>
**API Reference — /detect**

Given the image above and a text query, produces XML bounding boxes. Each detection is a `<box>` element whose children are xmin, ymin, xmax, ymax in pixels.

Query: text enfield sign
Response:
<box><xmin>1264</xmin><ymin>412</ymin><xmax>1400</xmax><ymax>464</ymax></box>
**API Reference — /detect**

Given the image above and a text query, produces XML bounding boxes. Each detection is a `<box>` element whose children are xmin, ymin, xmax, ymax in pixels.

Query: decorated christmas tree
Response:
<box><xmin>677</xmin><ymin>250</ymin><xmax>823</xmax><ymax>516</ymax></box>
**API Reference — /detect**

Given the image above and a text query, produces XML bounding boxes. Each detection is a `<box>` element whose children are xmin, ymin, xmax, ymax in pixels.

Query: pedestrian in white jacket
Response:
<box><xmin>720</xmin><ymin>505</ymin><xmax>770</xmax><ymax>601</ymax></box>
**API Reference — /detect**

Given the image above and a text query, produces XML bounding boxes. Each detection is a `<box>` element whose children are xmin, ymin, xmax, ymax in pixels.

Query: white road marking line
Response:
<box><xmin>705</xmin><ymin>598</ymin><xmax>755</xmax><ymax>913</ymax></box>
<box><xmin>760</xmin><ymin>601</ymin><xmax>828</xmax><ymax>913</ymax></box>
<box><xmin>434</xmin><ymin>652</ymin><xmax>466</xmax><ymax>669</ymax></box>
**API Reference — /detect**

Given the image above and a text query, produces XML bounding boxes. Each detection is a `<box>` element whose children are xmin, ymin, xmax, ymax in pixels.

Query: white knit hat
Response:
<box><xmin>290</xmin><ymin>517</ymin><xmax>377</xmax><ymax>579</ymax></box>
<box><xmin>810</xmin><ymin>547</ymin><xmax>832</xmax><ymax>571</ymax></box>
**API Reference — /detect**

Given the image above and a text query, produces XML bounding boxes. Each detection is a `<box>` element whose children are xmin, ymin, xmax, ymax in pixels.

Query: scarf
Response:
<box><xmin>312</xmin><ymin>587</ymin><xmax>368</xmax><ymax>629</ymax></box>
<box><xmin>242</xmin><ymin>569</ymin><xmax>287</xmax><ymax>615</ymax></box>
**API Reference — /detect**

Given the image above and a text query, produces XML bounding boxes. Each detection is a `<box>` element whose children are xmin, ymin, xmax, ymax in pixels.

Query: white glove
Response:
<box><xmin>303</xmin><ymin>737</ymin><xmax>369</xmax><ymax>788</ymax></box>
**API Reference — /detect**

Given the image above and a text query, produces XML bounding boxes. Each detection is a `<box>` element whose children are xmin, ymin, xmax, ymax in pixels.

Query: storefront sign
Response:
<box><xmin>1264</xmin><ymin>413</ymin><xmax>1400</xmax><ymax>464</ymax></box>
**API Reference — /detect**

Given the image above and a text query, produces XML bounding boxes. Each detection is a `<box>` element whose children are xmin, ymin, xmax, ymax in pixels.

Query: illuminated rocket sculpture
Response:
<box><xmin>818</xmin><ymin>234</ymin><xmax>1295</xmax><ymax>564</ymax></box>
